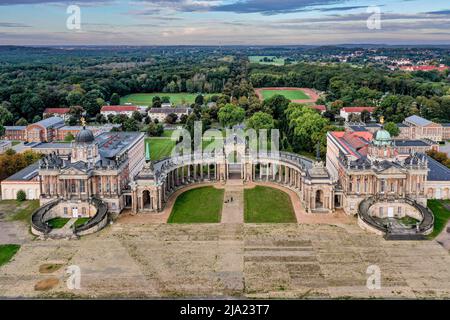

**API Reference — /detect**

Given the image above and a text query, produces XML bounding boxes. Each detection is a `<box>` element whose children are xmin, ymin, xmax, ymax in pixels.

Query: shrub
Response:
<box><xmin>16</xmin><ymin>190</ymin><xmax>26</xmax><ymax>202</ymax></box>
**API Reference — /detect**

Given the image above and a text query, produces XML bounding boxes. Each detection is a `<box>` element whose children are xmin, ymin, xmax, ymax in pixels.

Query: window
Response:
<box><xmin>71</xmin><ymin>181</ymin><xmax>76</xmax><ymax>193</ymax></box>
<box><xmin>379</xmin><ymin>207</ymin><xmax>383</xmax><ymax>217</ymax></box>
<box><xmin>98</xmin><ymin>178</ymin><xmax>102</xmax><ymax>193</ymax></box>
<box><xmin>380</xmin><ymin>180</ymin><xmax>386</xmax><ymax>193</ymax></box>
<box><xmin>80</xmin><ymin>180</ymin><xmax>85</xmax><ymax>193</ymax></box>
<box><xmin>398</xmin><ymin>207</ymin><xmax>402</xmax><ymax>215</ymax></box>
<box><xmin>82</xmin><ymin>207</ymin><xmax>86</xmax><ymax>215</ymax></box>
<box><xmin>64</xmin><ymin>207</ymin><xmax>68</xmax><ymax>216</ymax></box>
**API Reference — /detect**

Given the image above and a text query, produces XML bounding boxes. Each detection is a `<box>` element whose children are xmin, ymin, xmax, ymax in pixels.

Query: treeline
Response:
<box><xmin>250</xmin><ymin>63</ymin><xmax>450</xmax><ymax>123</ymax></box>
<box><xmin>0</xmin><ymin>47</ymin><xmax>245</xmax><ymax>123</ymax></box>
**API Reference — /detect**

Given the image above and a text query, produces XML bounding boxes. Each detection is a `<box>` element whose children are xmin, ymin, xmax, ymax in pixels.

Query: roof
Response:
<box><xmin>427</xmin><ymin>156</ymin><xmax>450</xmax><ymax>181</ymax></box>
<box><xmin>33</xmin><ymin>116</ymin><xmax>65</xmax><ymax>129</ymax></box>
<box><xmin>348</xmin><ymin>125</ymin><xmax>368</xmax><ymax>132</ymax></box>
<box><xmin>4</xmin><ymin>162</ymin><xmax>39</xmax><ymax>182</ymax></box>
<box><xmin>96</xmin><ymin>132</ymin><xmax>144</xmax><ymax>159</ymax></box>
<box><xmin>32</xmin><ymin>142</ymin><xmax>71</xmax><ymax>149</ymax></box>
<box><xmin>404</xmin><ymin>115</ymin><xmax>433</xmax><ymax>127</ymax></box>
<box><xmin>330</xmin><ymin>131</ymin><xmax>373</xmax><ymax>158</ymax></box>
<box><xmin>341</xmin><ymin>107</ymin><xmax>375</xmax><ymax>113</ymax></box>
<box><xmin>5</xmin><ymin>126</ymin><xmax>26</xmax><ymax>131</ymax></box>
<box><xmin>43</xmin><ymin>108</ymin><xmax>70</xmax><ymax>114</ymax></box>
<box><xmin>400</xmin><ymin>65</ymin><xmax>448</xmax><ymax>72</ymax></box>
<box><xmin>308</xmin><ymin>105</ymin><xmax>326</xmax><ymax>112</ymax></box>
<box><xmin>393</xmin><ymin>140</ymin><xmax>431</xmax><ymax>147</ymax></box>
<box><xmin>101</xmin><ymin>105</ymin><xmax>138</xmax><ymax>112</ymax></box>
<box><xmin>148</xmin><ymin>108</ymin><xmax>192</xmax><ymax>114</ymax></box>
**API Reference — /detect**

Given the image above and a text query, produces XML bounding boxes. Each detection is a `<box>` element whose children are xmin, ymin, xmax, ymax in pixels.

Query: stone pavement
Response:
<box><xmin>221</xmin><ymin>181</ymin><xmax>244</xmax><ymax>224</ymax></box>
<box><xmin>2</xmin><ymin>223</ymin><xmax>450</xmax><ymax>298</ymax></box>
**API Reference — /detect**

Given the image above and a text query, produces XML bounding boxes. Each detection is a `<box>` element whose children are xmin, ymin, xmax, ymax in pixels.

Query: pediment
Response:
<box><xmin>376</xmin><ymin>166</ymin><xmax>404</xmax><ymax>175</ymax></box>
<box><xmin>60</xmin><ymin>167</ymin><xmax>87</xmax><ymax>176</ymax></box>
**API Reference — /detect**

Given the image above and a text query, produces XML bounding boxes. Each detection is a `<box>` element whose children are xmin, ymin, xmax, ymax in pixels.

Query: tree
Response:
<box><xmin>67</xmin><ymin>115</ymin><xmax>78</xmax><ymax>126</ymax></box>
<box><xmin>16</xmin><ymin>190</ymin><xmax>26</xmax><ymax>202</ymax></box>
<box><xmin>360</xmin><ymin>110</ymin><xmax>371</xmax><ymax>123</ymax></box>
<box><xmin>218</xmin><ymin>104</ymin><xmax>245</xmax><ymax>128</ymax></box>
<box><xmin>263</xmin><ymin>95</ymin><xmax>290</xmax><ymax>119</ymax></box>
<box><xmin>69</xmin><ymin>105</ymin><xmax>84</xmax><ymax>117</ymax></box>
<box><xmin>32</xmin><ymin>115</ymin><xmax>41</xmax><ymax>123</ymax></box>
<box><xmin>165</xmin><ymin>113</ymin><xmax>178</xmax><ymax>124</ymax></box>
<box><xmin>67</xmin><ymin>91</ymin><xmax>83</xmax><ymax>106</ymax></box>
<box><xmin>246</xmin><ymin>112</ymin><xmax>275</xmax><ymax>131</ymax></box>
<box><xmin>195</xmin><ymin>94</ymin><xmax>204</xmax><ymax>105</ymax></box>
<box><xmin>132</xmin><ymin>111</ymin><xmax>143</xmax><ymax>122</ymax></box>
<box><xmin>123</xmin><ymin>118</ymin><xmax>139</xmax><ymax>132</ymax></box>
<box><xmin>64</xmin><ymin>132</ymin><xmax>75</xmax><ymax>142</ymax></box>
<box><xmin>0</xmin><ymin>124</ymin><xmax>5</xmax><ymax>137</ymax></box>
<box><xmin>15</xmin><ymin>118</ymin><xmax>28</xmax><ymax>126</ymax></box>
<box><xmin>0</xmin><ymin>105</ymin><xmax>13</xmax><ymax>125</ymax></box>
<box><xmin>110</xmin><ymin>93</ymin><xmax>121</xmax><ymax>105</ymax></box>
<box><xmin>96</xmin><ymin>113</ymin><xmax>107</xmax><ymax>124</ymax></box>
<box><xmin>82</xmin><ymin>90</ymin><xmax>104</xmax><ymax>117</ymax></box>
<box><xmin>384</xmin><ymin>122</ymin><xmax>400</xmax><ymax>137</ymax></box>
<box><xmin>146</xmin><ymin>122</ymin><xmax>164</xmax><ymax>137</ymax></box>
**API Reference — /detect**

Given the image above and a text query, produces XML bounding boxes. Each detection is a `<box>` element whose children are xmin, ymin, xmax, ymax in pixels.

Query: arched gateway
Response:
<box><xmin>130</xmin><ymin>136</ymin><xmax>335</xmax><ymax>214</ymax></box>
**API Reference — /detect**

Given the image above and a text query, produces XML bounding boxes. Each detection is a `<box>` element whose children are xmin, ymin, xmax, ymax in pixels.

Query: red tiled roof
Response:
<box><xmin>341</xmin><ymin>107</ymin><xmax>375</xmax><ymax>113</ymax></box>
<box><xmin>43</xmin><ymin>108</ymin><xmax>70</xmax><ymax>114</ymax></box>
<box><xmin>101</xmin><ymin>105</ymin><xmax>138</xmax><ymax>112</ymax></box>
<box><xmin>331</xmin><ymin>131</ymin><xmax>373</xmax><ymax>157</ymax></box>
<box><xmin>309</xmin><ymin>105</ymin><xmax>326</xmax><ymax>112</ymax></box>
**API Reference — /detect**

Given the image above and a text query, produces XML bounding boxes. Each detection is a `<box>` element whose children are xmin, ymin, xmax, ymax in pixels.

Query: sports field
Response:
<box><xmin>121</xmin><ymin>93</ymin><xmax>218</xmax><ymax>106</ymax></box>
<box><xmin>249</xmin><ymin>56</ymin><xmax>285</xmax><ymax>66</ymax></box>
<box><xmin>255</xmin><ymin>87</ymin><xmax>320</xmax><ymax>104</ymax></box>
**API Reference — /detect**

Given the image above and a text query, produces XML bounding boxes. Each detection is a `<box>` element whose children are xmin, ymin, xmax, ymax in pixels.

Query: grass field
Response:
<box><xmin>121</xmin><ymin>93</ymin><xmax>219</xmax><ymax>106</ymax></box>
<box><xmin>46</xmin><ymin>218</ymin><xmax>70</xmax><ymax>229</ymax></box>
<box><xmin>428</xmin><ymin>200</ymin><xmax>450</xmax><ymax>239</ymax></box>
<box><xmin>168</xmin><ymin>187</ymin><xmax>224</xmax><ymax>223</ymax></box>
<box><xmin>74</xmin><ymin>218</ymin><xmax>90</xmax><ymax>227</ymax></box>
<box><xmin>5</xmin><ymin>200</ymin><xmax>40</xmax><ymax>222</ymax></box>
<box><xmin>145</xmin><ymin>138</ymin><xmax>176</xmax><ymax>161</ymax></box>
<box><xmin>244</xmin><ymin>186</ymin><xmax>297</xmax><ymax>223</ymax></box>
<box><xmin>0</xmin><ymin>244</ymin><xmax>20</xmax><ymax>267</ymax></box>
<box><xmin>260</xmin><ymin>89</ymin><xmax>310</xmax><ymax>101</ymax></box>
<box><xmin>249</xmin><ymin>56</ymin><xmax>285</xmax><ymax>66</ymax></box>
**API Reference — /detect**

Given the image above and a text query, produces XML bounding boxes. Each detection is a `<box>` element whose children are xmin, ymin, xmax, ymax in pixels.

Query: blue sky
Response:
<box><xmin>0</xmin><ymin>0</ymin><xmax>449</xmax><ymax>45</ymax></box>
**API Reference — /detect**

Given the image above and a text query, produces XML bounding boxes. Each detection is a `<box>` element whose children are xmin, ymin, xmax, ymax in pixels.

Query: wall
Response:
<box><xmin>1</xmin><ymin>181</ymin><xmax>40</xmax><ymax>200</ymax></box>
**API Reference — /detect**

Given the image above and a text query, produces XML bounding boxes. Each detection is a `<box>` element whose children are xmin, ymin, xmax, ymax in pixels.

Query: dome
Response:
<box><xmin>373</xmin><ymin>129</ymin><xmax>392</xmax><ymax>146</ymax></box>
<box><xmin>75</xmin><ymin>128</ymin><xmax>95</xmax><ymax>143</ymax></box>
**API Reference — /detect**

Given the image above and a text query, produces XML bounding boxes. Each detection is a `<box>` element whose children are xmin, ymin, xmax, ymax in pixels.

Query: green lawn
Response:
<box><xmin>121</xmin><ymin>93</ymin><xmax>219</xmax><ymax>106</ymax></box>
<box><xmin>244</xmin><ymin>186</ymin><xmax>297</xmax><ymax>223</ymax></box>
<box><xmin>11</xmin><ymin>141</ymin><xmax>21</xmax><ymax>146</ymax></box>
<box><xmin>73</xmin><ymin>218</ymin><xmax>90</xmax><ymax>227</ymax></box>
<box><xmin>0</xmin><ymin>244</ymin><xmax>20</xmax><ymax>267</ymax></box>
<box><xmin>428</xmin><ymin>200</ymin><xmax>450</xmax><ymax>239</ymax></box>
<box><xmin>168</xmin><ymin>187</ymin><xmax>224</xmax><ymax>223</ymax></box>
<box><xmin>46</xmin><ymin>218</ymin><xmax>70</xmax><ymax>229</ymax></box>
<box><xmin>249</xmin><ymin>56</ymin><xmax>285</xmax><ymax>66</ymax></box>
<box><xmin>260</xmin><ymin>89</ymin><xmax>310</xmax><ymax>101</ymax></box>
<box><xmin>5</xmin><ymin>200</ymin><xmax>40</xmax><ymax>222</ymax></box>
<box><xmin>145</xmin><ymin>138</ymin><xmax>177</xmax><ymax>161</ymax></box>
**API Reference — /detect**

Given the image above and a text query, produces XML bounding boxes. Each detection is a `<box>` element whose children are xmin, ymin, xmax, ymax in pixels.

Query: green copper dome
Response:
<box><xmin>373</xmin><ymin>129</ymin><xmax>392</xmax><ymax>146</ymax></box>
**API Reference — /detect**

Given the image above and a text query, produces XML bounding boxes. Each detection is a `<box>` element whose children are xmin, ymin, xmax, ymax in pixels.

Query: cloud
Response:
<box><xmin>0</xmin><ymin>0</ymin><xmax>112</xmax><ymax>5</ymax></box>
<box><xmin>425</xmin><ymin>9</ymin><xmax>450</xmax><ymax>15</ymax></box>
<box><xmin>0</xmin><ymin>22</ymin><xmax>31</xmax><ymax>27</ymax></box>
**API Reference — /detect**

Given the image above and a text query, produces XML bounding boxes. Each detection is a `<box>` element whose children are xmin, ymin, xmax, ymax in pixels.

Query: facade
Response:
<box><xmin>340</xmin><ymin>107</ymin><xmax>375</xmax><ymax>121</ymax></box>
<box><xmin>400</xmin><ymin>115</ymin><xmax>450</xmax><ymax>142</ymax></box>
<box><xmin>1</xmin><ymin>162</ymin><xmax>40</xmax><ymax>200</ymax></box>
<box><xmin>43</xmin><ymin>108</ymin><xmax>71</xmax><ymax>121</ymax></box>
<box><xmin>148</xmin><ymin>108</ymin><xmax>192</xmax><ymax>123</ymax></box>
<box><xmin>100</xmin><ymin>105</ymin><xmax>138</xmax><ymax>118</ymax></box>
<box><xmin>38</xmin><ymin>127</ymin><xmax>145</xmax><ymax>214</ymax></box>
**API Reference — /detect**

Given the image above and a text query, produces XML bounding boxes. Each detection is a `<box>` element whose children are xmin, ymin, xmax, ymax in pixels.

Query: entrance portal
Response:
<box><xmin>142</xmin><ymin>190</ymin><xmax>151</xmax><ymax>209</ymax></box>
<box><xmin>316</xmin><ymin>190</ymin><xmax>324</xmax><ymax>209</ymax></box>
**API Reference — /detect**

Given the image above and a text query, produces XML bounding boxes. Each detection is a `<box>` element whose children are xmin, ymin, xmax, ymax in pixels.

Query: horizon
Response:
<box><xmin>0</xmin><ymin>0</ymin><xmax>449</xmax><ymax>45</ymax></box>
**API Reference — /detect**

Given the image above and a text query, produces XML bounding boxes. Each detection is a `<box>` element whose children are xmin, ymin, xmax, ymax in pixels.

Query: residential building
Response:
<box><xmin>148</xmin><ymin>108</ymin><xmax>192</xmax><ymax>123</ymax></box>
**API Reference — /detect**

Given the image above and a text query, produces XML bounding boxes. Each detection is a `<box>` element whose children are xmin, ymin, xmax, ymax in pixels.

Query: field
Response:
<box><xmin>249</xmin><ymin>56</ymin><xmax>285</xmax><ymax>66</ymax></box>
<box><xmin>168</xmin><ymin>187</ymin><xmax>224</xmax><ymax>223</ymax></box>
<box><xmin>121</xmin><ymin>93</ymin><xmax>219</xmax><ymax>106</ymax></box>
<box><xmin>145</xmin><ymin>138</ymin><xmax>176</xmax><ymax>161</ymax></box>
<box><xmin>0</xmin><ymin>244</ymin><xmax>20</xmax><ymax>267</ymax></box>
<box><xmin>254</xmin><ymin>87</ymin><xmax>319</xmax><ymax>104</ymax></box>
<box><xmin>427</xmin><ymin>200</ymin><xmax>450</xmax><ymax>238</ymax></box>
<box><xmin>244</xmin><ymin>186</ymin><xmax>297</xmax><ymax>223</ymax></box>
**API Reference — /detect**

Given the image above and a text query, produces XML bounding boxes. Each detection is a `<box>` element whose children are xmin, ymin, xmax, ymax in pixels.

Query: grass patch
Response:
<box><xmin>11</xmin><ymin>141</ymin><xmax>21</xmax><ymax>146</ymax></box>
<box><xmin>0</xmin><ymin>244</ymin><xmax>20</xmax><ymax>267</ymax></box>
<box><xmin>260</xmin><ymin>89</ymin><xmax>310</xmax><ymax>101</ymax></box>
<box><xmin>46</xmin><ymin>218</ymin><xmax>70</xmax><ymax>229</ymax></box>
<box><xmin>168</xmin><ymin>187</ymin><xmax>224</xmax><ymax>223</ymax></box>
<box><xmin>249</xmin><ymin>56</ymin><xmax>285</xmax><ymax>66</ymax></box>
<box><xmin>73</xmin><ymin>218</ymin><xmax>90</xmax><ymax>227</ymax></box>
<box><xmin>428</xmin><ymin>200</ymin><xmax>450</xmax><ymax>239</ymax></box>
<box><xmin>121</xmin><ymin>93</ymin><xmax>219</xmax><ymax>106</ymax></box>
<box><xmin>145</xmin><ymin>138</ymin><xmax>177</xmax><ymax>161</ymax></box>
<box><xmin>244</xmin><ymin>186</ymin><xmax>297</xmax><ymax>223</ymax></box>
<box><xmin>5</xmin><ymin>200</ymin><xmax>40</xmax><ymax>222</ymax></box>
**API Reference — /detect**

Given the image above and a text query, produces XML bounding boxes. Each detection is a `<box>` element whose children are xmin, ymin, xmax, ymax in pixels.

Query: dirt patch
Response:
<box><xmin>34</xmin><ymin>278</ymin><xmax>59</xmax><ymax>291</ymax></box>
<box><xmin>39</xmin><ymin>263</ymin><xmax>64</xmax><ymax>274</ymax></box>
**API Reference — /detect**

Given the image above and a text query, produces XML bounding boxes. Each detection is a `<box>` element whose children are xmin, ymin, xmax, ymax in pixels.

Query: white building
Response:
<box><xmin>340</xmin><ymin>107</ymin><xmax>375</xmax><ymax>122</ymax></box>
<box><xmin>100</xmin><ymin>105</ymin><xmax>138</xmax><ymax>118</ymax></box>
<box><xmin>148</xmin><ymin>108</ymin><xmax>192</xmax><ymax>123</ymax></box>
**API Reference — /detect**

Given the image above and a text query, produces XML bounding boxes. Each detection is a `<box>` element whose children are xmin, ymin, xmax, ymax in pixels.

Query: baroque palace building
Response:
<box><xmin>9</xmin><ymin>118</ymin><xmax>449</xmax><ymax>238</ymax></box>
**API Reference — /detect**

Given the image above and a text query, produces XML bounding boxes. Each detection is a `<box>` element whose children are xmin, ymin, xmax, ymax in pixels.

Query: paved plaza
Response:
<box><xmin>1</xmin><ymin>221</ymin><xmax>450</xmax><ymax>298</ymax></box>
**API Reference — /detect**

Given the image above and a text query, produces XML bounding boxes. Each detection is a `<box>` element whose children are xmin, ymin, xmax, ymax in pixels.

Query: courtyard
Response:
<box><xmin>2</xmin><ymin>222</ymin><xmax>450</xmax><ymax>298</ymax></box>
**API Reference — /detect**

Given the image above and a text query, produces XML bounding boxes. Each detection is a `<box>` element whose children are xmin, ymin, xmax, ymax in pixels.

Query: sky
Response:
<box><xmin>0</xmin><ymin>0</ymin><xmax>449</xmax><ymax>45</ymax></box>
